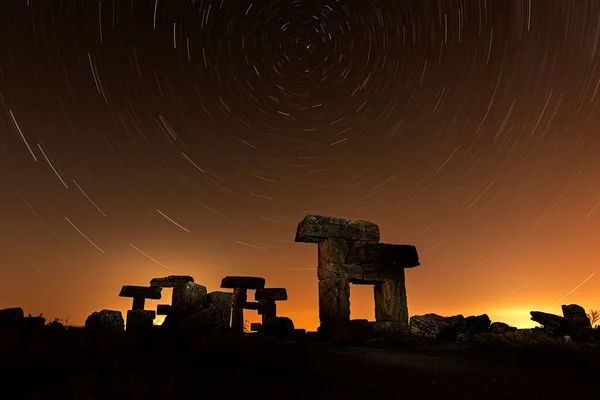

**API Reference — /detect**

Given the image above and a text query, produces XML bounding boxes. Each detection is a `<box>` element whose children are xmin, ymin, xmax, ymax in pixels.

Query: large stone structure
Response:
<box><xmin>295</xmin><ymin>215</ymin><xmax>420</xmax><ymax>341</ymax></box>
<box><xmin>220</xmin><ymin>276</ymin><xmax>265</xmax><ymax>333</ymax></box>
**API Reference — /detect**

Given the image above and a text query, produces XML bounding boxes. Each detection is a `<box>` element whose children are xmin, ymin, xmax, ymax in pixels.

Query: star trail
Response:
<box><xmin>1</xmin><ymin>0</ymin><xmax>600</xmax><ymax>329</ymax></box>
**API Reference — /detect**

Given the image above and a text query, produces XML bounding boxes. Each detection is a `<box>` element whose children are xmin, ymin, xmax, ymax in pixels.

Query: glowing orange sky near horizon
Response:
<box><xmin>1</xmin><ymin>1</ymin><xmax>600</xmax><ymax>332</ymax></box>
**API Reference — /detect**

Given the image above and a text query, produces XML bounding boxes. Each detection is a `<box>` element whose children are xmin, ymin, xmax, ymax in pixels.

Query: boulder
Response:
<box><xmin>85</xmin><ymin>310</ymin><xmax>125</xmax><ymax>332</ymax></box>
<box><xmin>530</xmin><ymin>311</ymin><xmax>568</xmax><ymax>336</ymax></box>
<box><xmin>126</xmin><ymin>310</ymin><xmax>156</xmax><ymax>332</ymax></box>
<box><xmin>464</xmin><ymin>314</ymin><xmax>491</xmax><ymax>334</ymax></box>
<box><xmin>489</xmin><ymin>322</ymin><xmax>517</xmax><ymax>334</ymax></box>
<box><xmin>561</xmin><ymin>304</ymin><xmax>591</xmax><ymax>335</ymax></box>
<box><xmin>409</xmin><ymin>313</ymin><xmax>465</xmax><ymax>340</ymax></box>
<box><xmin>259</xmin><ymin>317</ymin><xmax>295</xmax><ymax>337</ymax></box>
<box><xmin>0</xmin><ymin>307</ymin><xmax>24</xmax><ymax>327</ymax></box>
<box><xmin>180</xmin><ymin>282</ymin><xmax>207</xmax><ymax>313</ymax></box>
<box><xmin>205</xmin><ymin>291</ymin><xmax>233</xmax><ymax>330</ymax></box>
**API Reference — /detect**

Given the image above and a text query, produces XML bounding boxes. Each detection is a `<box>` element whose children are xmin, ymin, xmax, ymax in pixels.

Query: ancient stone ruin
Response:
<box><xmin>119</xmin><ymin>285</ymin><xmax>162</xmax><ymax>332</ymax></box>
<box><xmin>294</xmin><ymin>215</ymin><xmax>420</xmax><ymax>341</ymax></box>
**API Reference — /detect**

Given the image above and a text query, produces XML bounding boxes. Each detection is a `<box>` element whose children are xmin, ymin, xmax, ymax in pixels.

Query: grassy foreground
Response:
<box><xmin>1</xmin><ymin>326</ymin><xmax>599</xmax><ymax>399</ymax></box>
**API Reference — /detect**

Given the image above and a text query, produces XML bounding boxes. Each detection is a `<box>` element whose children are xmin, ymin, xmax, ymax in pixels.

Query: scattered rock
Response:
<box><xmin>0</xmin><ymin>307</ymin><xmax>24</xmax><ymax>327</ymax></box>
<box><xmin>85</xmin><ymin>310</ymin><xmax>125</xmax><ymax>332</ymax></box>
<box><xmin>409</xmin><ymin>313</ymin><xmax>465</xmax><ymax>341</ymax></box>
<box><xmin>464</xmin><ymin>314</ymin><xmax>491</xmax><ymax>335</ymax></box>
<box><xmin>490</xmin><ymin>322</ymin><xmax>517</xmax><ymax>334</ymax></box>
<box><xmin>561</xmin><ymin>304</ymin><xmax>591</xmax><ymax>336</ymax></box>
<box><xmin>530</xmin><ymin>311</ymin><xmax>568</xmax><ymax>336</ymax></box>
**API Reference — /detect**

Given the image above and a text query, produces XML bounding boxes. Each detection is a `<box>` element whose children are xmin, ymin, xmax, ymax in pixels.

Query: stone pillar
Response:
<box><xmin>231</xmin><ymin>288</ymin><xmax>248</xmax><ymax>333</ymax></box>
<box><xmin>259</xmin><ymin>300</ymin><xmax>276</xmax><ymax>324</ymax></box>
<box><xmin>374</xmin><ymin>275</ymin><xmax>408</xmax><ymax>335</ymax></box>
<box><xmin>318</xmin><ymin>277</ymin><xmax>351</xmax><ymax>340</ymax></box>
<box><xmin>132</xmin><ymin>296</ymin><xmax>145</xmax><ymax>311</ymax></box>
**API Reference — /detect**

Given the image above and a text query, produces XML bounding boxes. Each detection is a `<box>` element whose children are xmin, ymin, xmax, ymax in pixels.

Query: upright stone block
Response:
<box><xmin>318</xmin><ymin>278</ymin><xmax>350</xmax><ymax>340</ymax></box>
<box><xmin>374</xmin><ymin>278</ymin><xmax>408</xmax><ymax>326</ymax></box>
<box><xmin>126</xmin><ymin>310</ymin><xmax>156</xmax><ymax>333</ymax></box>
<box><xmin>231</xmin><ymin>288</ymin><xmax>248</xmax><ymax>333</ymax></box>
<box><xmin>174</xmin><ymin>282</ymin><xmax>207</xmax><ymax>313</ymax></box>
<box><xmin>206</xmin><ymin>291</ymin><xmax>233</xmax><ymax>330</ymax></box>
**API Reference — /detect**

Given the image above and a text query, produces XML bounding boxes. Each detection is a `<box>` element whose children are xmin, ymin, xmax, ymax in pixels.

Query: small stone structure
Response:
<box><xmin>295</xmin><ymin>215</ymin><xmax>420</xmax><ymax>341</ymax></box>
<box><xmin>256</xmin><ymin>288</ymin><xmax>288</xmax><ymax>325</ymax></box>
<box><xmin>119</xmin><ymin>285</ymin><xmax>162</xmax><ymax>331</ymax></box>
<box><xmin>220</xmin><ymin>276</ymin><xmax>266</xmax><ymax>333</ymax></box>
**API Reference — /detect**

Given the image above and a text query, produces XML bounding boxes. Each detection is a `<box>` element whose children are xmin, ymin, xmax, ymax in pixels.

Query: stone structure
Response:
<box><xmin>295</xmin><ymin>215</ymin><xmax>420</xmax><ymax>341</ymax></box>
<box><xmin>256</xmin><ymin>288</ymin><xmax>288</xmax><ymax>325</ymax></box>
<box><xmin>220</xmin><ymin>276</ymin><xmax>266</xmax><ymax>333</ymax></box>
<box><xmin>151</xmin><ymin>275</ymin><xmax>206</xmax><ymax>314</ymax></box>
<box><xmin>85</xmin><ymin>309</ymin><xmax>125</xmax><ymax>332</ymax></box>
<box><xmin>119</xmin><ymin>285</ymin><xmax>162</xmax><ymax>311</ymax></box>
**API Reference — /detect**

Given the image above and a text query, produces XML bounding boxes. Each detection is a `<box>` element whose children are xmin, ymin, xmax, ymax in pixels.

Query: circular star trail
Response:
<box><xmin>1</xmin><ymin>0</ymin><xmax>600</xmax><ymax>329</ymax></box>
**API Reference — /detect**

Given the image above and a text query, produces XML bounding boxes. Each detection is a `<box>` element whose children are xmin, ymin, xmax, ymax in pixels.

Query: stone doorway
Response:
<box><xmin>349</xmin><ymin>283</ymin><xmax>375</xmax><ymax>321</ymax></box>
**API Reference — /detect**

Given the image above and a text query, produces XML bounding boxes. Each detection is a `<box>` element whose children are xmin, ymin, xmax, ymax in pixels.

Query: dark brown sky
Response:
<box><xmin>1</xmin><ymin>0</ymin><xmax>599</xmax><ymax>329</ymax></box>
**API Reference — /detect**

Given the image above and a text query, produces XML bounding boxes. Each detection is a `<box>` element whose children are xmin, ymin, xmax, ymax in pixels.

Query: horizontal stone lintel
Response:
<box><xmin>150</xmin><ymin>275</ymin><xmax>194</xmax><ymax>288</ymax></box>
<box><xmin>119</xmin><ymin>285</ymin><xmax>162</xmax><ymax>299</ymax></box>
<box><xmin>295</xmin><ymin>215</ymin><xmax>380</xmax><ymax>244</ymax></box>
<box><xmin>346</xmin><ymin>242</ymin><xmax>420</xmax><ymax>268</ymax></box>
<box><xmin>240</xmin><ymin>302</ymin><xmax>260</xmax><ymax>310</ymax></box>
<box><xmin>318</xmin><ymin>263</ymin><xmax>408</xmax><ymax>282</ymax></box>
<box><xmin>156</xmin><ymin>304</ymin><xmax>172</xmax><ymax>315</ymax></box>
<box><xmin>221</xmin><ymin>276</ymin><xmax>266</xmax><ymax>290</ymax></box>
<box><xmin>255</xmin><ymin>288</ymin><xmax>288</xmax><ymax>301</ymax></box>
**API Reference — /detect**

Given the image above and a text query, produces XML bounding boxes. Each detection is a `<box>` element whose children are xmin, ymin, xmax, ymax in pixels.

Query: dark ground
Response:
<box><xmin>1</xmin><ymin>327</ymin><xmax>599</xmax><ymax>400</ymax></box>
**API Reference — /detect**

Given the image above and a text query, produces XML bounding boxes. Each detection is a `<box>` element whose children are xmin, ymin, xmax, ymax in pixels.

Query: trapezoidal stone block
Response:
<box><xmin>346</xmin><ymin>242</ymin><xmax>420</xmax><ymax>268</ymax></box>
<box><xmin>150</xmin><ymin>275</ymin><xmax>194</xmax><ymax>288</ymax></box>
<box><xmin>206</xmin><ymin>291</ymin><xmax>233</xmax><ymax>330</ymax></box>
<box><xmin>255</xmin><ymin>288</ymin><xmax>287</xmax><ymax>301</ymax></box>
<box><xmin>126</xmin><ymin>310</ymin><xmax>156</xmax><ymax>333</ymax></box>
<box><xmin>374</xmin><ymin>278</ymin><xmax>408</xmax><ymax>326</ymax></box>
<box><xmin>295</xmin><ymin>215</ymin><xmax>380</xmax><ymax>243</ymax></box>
<box><xmin>220</xmin><ymin>276</ymin><xmax>266</xmax><ymax>290</ymax></box>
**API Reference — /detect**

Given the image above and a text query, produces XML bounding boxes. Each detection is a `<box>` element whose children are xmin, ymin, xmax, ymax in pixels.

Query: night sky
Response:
<box><xmin>1</xmin><ymin>0</ymin><xmax>599</xmax><ymax>330</ymax></box>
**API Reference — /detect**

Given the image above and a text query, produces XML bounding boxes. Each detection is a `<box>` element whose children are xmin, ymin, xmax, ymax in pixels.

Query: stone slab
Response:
<box><xmin>295</xmin><ymin>215</ymin><xmax>380</xmax><ymax>243</ymax></box>
<box><xmin>361</xmin><ymin>263</ymin><xmax>406</xmax><ymax>282</ymax></box>
<box><xmin>156</xmin><ymin>304</ymin><xmax>172</xmax><ymax>315</ymax></box>
<box><xmin>318</xmin><ymin>237</ymin><xmax>348</xmax><ymax>265</ymax></box>
<box><xmin>255</xmin><ymin>288</ymin><xmax>288</xmax><ymax>301</ymax></box>
<box><xmin>220</xmin><ymin>276</ymin><xmax>266</xmax><ymax>290</ymax></box>
<box><xmin>150</xmin><ymin>275</ymin><xmax>194</xmax><ymax>288</ymax></box>
<box><xmin>374</xmin><ymin>280</ymin><xmax>408</xmax><ymax>324</ymax></box>
<box><xmin>318</xmin><ymin>263</ymin><xmax>363</xmax><ymax>280</ymax></box>
<box><xmin>119</xmin><ymin>285</ymin><xmax>162</xmax><ymax>299</ymax></box>
<box><xmin>347</xmin><ymin>242</ymin><xmax>420</xmax><ymax>268</ymax></box>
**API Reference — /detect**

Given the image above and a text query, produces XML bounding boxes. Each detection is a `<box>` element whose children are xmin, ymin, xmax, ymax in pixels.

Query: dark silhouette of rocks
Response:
<box><xmin>562</xmin><ymin>304</ymin><xmax>591</xmax><ymax>336</ymax></box>
<box><xmin>0</xmin><ymin>307</ymin><xmax>24</xmax><ymax>327</ymax></box>
<box><xmin>530</xmin><ymin>311</ymin><xmax>569</xmax><ymax>336</ymax></box>
<box><xmin>490</xmin><ymin>322</ymin><xmax>517</xmax><ymax>334</ymax></box>
<box><xmin>84</xmin><ymin>310</ymin><xmax>124</xmax><ymax>332</ymax></box>
<box><xmin>295</xmin><ymin>215</ymin><xmax>420</xmax><ymax>342</ymax></box>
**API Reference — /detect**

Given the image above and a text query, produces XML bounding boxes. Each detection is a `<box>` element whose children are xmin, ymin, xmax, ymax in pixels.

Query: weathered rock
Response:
<box><xmin>220</xmin><ymin>276</ymin><xmax>266</xmax><ymax>290</ymax></box>
<box><xmin>318</xmin><ymin>263</ymin><xmax>363</xmax><ymax>280</ymax></box>
<box><xmin>119</xmin><ymin>286</ymin><xmax>162</xmax><ymax>310</ymax></box>
<box><xmin>259</xmin><ymin>316</ymin><xmax>295</xmax><ymax>337</ymax></box>
<box><xmin>489</xmin><ymin>322</ymin><xmax>517</xmax><ymax>334</ymax></box>
<box><xmin>85</xmin><ymin>310</ymin><xmax>124</xmax><ymax>332</ymax></box>
<box><xmin>464</xmin><ymin>314</ymin><xmax>491</xmax><ymax>334</ymax></box>
<box><xmin>374</xmin><ymin>279</ymin><xmax>408</xmax><ymax>327</ymax></box>
<box><xmin>126</xmin><ymin>310</ymin><xmax>155</xmax><ymax>332</ymax></box>
<box><xmin>372</xmin><ymin>321</ymin><xmax>409</xmax><ymax>337</ymax></box>
<box><xmin>150</xmin><ymin>275</ymin><xmax>194</xmax><ymax>287</ymax></box>
<box><xmin>409</xmin><ymin>314</ymin><xmax>465</xmax><ymax>340</ymax></box>
<box><xmin>319</xmin><ymin>278</ymin><xmax>350</xmax><ymax>325</ymax></box>
<box><xmin>530</xmin><ymin>311</ymin><xmax>568</xmax><ymax>336</ymax></box>
<box><xmin>119</xmin><ymin>285</ymin><xmax>162</xmax><ymax>299</ymax></box>
<box><xmin>205</xmin><ymin>291</ymin><xmax>233</xmax><ymax>330</ymax></box>
<box><xmin>0</xmin><ymin>307</ymin><xmax>24</xmax><ymax>327</ymax></box>
<box><xmin>562</xmin><ymin>304</ymin><xmax>591</xmax><ymax>334</ymax></box>
<box><xmin>318</xmin><ymin>237</ymin><xmax>348</xmax><ymax>265</ymax></box>
<box><xmin>347</xmin><ymin>242</ymin><xmax>420</xmax><ymax>268</ymax></box>
<box><xmin>255</xmin><ymin>288</ymin><xmax>287</xmax><ymax>301</ymax></box>
<box><xmin>349</xmin><ymin>319</ymin><xmax>374</xmax><ymax>342</ymax></box>
<box><xmin>175</xmin><ymin>282</ymin><xmax>207</xmax><ymax>313</ymax></box>
<box><xmin>361</xmin><ymin>263</ymin><xmax>407</xmax><ymax>282</ymax></box>
<box><xmin>241</xmin><ymin>301</ymin><xmax>260</xmax><ymax>310</ymax></box>
<box><xmin>231</xmin><ymin>287</ymin><xmax>248</xmax><ymax>333</ymax></box>
<box><xmin>295</xmin><ymin>215</ymin><xmax>380</xmax><ymax>243</ymax></box>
